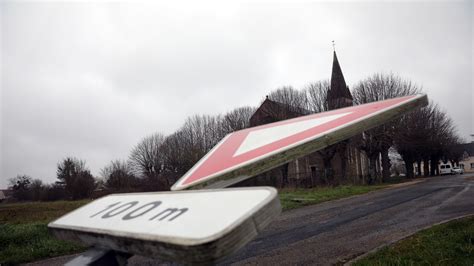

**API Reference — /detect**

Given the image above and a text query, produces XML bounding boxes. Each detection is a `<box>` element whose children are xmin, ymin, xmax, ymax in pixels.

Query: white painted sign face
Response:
<box><xmin>172</xmin><ymin>94</ymin><xmax>428</xmax><ymax>190</ymax></box>
<box><xmin>48</xmin><ymin>187</ymin><xmax>280</xmax><ymax>263</ymax></box>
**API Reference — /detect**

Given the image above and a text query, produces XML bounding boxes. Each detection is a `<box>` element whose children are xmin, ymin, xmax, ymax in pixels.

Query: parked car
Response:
<box><xmin>439</xmin><ymin>164</ymin><xmax>452</xmax><ymax>175</ymax></box>
<box><xmin>451</xmin><ymin>167</ymin><xmax>464</xmax><ymax>175</ymax></box>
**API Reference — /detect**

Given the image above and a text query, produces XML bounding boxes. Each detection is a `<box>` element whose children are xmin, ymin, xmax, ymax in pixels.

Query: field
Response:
<box><xmin>0</xmin><ymin>200</ymin><xmax>90</xmax><ymax>265</ymax></box>
<box><xmin>0</xmin><ymin>183</ymin><xmax>393</xmax><ymax>265</ymax></box>
<box><xmin>354</xmin><ymin>215</ymin><xmax>474</xmax><ymax>265</ymax></box>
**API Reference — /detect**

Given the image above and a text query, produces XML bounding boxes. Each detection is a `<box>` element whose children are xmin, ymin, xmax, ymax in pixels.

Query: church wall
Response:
<box><xmin>234</xmin><ymin>144</ymin><xmax>371</xmax><ymax>188</ymax></box>
<box><xmin>288</xmin><ymin>160</ymin><xmax>297</xmax><ymax>179</ymax></box>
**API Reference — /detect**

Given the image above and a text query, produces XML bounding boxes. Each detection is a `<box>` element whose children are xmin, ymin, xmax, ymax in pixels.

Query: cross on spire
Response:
<box><xmin>328</xmin><ymin>43</ymin><xmax>353</xmax><ymax>110</ymax></box>
<box><xmin>332</xmin><ymin>40</ymin><xmax>335</xmax><ymax>51</ymax></box>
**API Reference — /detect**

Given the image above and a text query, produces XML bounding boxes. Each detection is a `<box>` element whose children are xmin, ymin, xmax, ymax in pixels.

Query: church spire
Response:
<box><xmin>328</xmin><ymin>47</ymin><xmax>353</xmax><ymax>110</ymax></box>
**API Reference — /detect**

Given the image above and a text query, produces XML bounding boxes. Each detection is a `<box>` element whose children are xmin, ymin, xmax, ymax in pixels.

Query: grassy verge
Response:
<box><xmin>0</xmin><ymin>200</ymin><xmax>90</xmax><ymax>265</ymax></box>
<box><xmin>0</xmin><ymin>199</ymin><xmax>90</xmax><ymax>224</ymax></box>
<box><xmin>0</xmin><ymin>223</ymin><xmax>85</xmax><ymax>265</ymax></box>
<box><xmin>279</xmin><ymin>185</ymin><xmax>386</xmax><ymax>211</ymax></box>
<box><xmin>354</xmin><ymin>215</ymin><xmax>474</xmax><ymax>265</ymax></box>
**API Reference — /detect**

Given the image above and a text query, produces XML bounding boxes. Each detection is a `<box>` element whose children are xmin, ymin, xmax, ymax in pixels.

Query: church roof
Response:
<box><xmin>329</xmin><ymin>51</ymin><xmax>353</xmax><ymax>100</ymax></box>
<box><xmin>249</xmin><ymin>97</ymin><xmax>310</xmax><ymax>127</ymax></box>
<box><xmin>264</xmin><ymin>98</ymin><xmax>310</xmax><ymax>116</ymax></box>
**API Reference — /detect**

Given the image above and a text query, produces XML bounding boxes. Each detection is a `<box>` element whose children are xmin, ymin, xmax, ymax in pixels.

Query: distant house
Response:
<box><xmin>459</xmin><ymin>142</ymin><xmax>474</xmax><ymax>174</ymax></box>
<box><xmin>0</xmin><ymin>189</ymin><xmax>12</xmax><ymax>202</ymax></box>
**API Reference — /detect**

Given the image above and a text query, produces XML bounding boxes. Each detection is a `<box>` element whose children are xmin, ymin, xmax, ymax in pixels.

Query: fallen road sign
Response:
<box><xmin>172</xmin><ymin>94</ymin><xmax>428</xmax><ymax>190</ymax></box>
<box><xmin>48</xmin><ymin>187</ymin><xmax>280</xmax><ymax>264</ymax></box>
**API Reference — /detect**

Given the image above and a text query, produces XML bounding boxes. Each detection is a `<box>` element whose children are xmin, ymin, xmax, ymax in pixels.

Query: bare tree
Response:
<box><xmin>352</xmin><ymin>73</ymin><xmax>421</xmax><ymax>182</ymax></box>
<box><xmin>303</xmin><ymin>80</ymin><xmax>341</xmax><ymax>183</ymax></box>
<box><xmin>267</xmin><ymin>86</ymin><xmax>309</xmax><ymax>116</ymax></box>
<box><xmin>101</xmin><ymin>160</ymin><xmax>138</xmax><ymax>191</ymax></box>
<box><xmin>184</xmin><ymin>114</ymin><xmax>223</xmax><ymax>153</ymax></box>
<box><xmin>394</xmin><ymin>104</ymin><xmax>432</xmax><ymax>178</ymax></box>
<box><xmin>221</xmin><ymin>106</ymin><xmax>256</xmax><ymax>133</ymax></box>
<box><xmin>425</xmin><ymin>105</ymin><xmax>459</xmax><ymax>175</ymax></box>
<box><xmin>304</xmin><ymin>80</ymin><xmax>330</xmax><ymax>113</ymax></box>
<box><xmin>30</xmin><ymin>179</ymin><xmax>44</xmax><ymax>201</ymax></box>
<box><xmin>444</xmin><ymin>137</ymin><xmax>465</xmax><ymax>166</ymax></box>
<box><xmin>57</xmin><ymin>157</ymin><xmax>95</xmax><ymax>199</ymax></box>
<box><xmin>160</xmin><ymin>108</ymin><xmax>256</xmax><ymax>183</ymax></box>
<box><xmin>161</xmin><ymin>131</ymin><xmax>189</xmax><ymax>180</ymax></box>
<box><xmin>394</xmin><ymin>103</ymin><xmax>459</xmax><ymax>178</ymax></box>
<box><xmin>161</xmin><ymin>114</ymin><xmax>226</xmax><ymax>181</ymax></box>
<box><xmin>129</xmin><ymin>133</ymin><xmax>167</xmax><ymax>189</ymax></box>
<box><xmin>8</xmin><ymin>175</ymin><xmax>32</xmax><ymax>201</ymax></box>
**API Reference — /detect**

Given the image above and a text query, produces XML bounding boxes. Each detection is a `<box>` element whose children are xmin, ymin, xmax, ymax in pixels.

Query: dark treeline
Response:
<box><xmin>6</xmin><ymin>73</ymin><xmax>463</xmax><ymax>201</ymax></box>
<box><xmin>352</xmin><ymin>74</ymin><xmax>461</xmax><ymax>182</ymax></box>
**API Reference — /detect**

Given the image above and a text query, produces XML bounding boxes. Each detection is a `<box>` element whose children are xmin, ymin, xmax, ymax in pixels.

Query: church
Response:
<box><xmin>246</xmin><ymin>51</ymin><xmax>370</xmax><ymax>187</ymax></box>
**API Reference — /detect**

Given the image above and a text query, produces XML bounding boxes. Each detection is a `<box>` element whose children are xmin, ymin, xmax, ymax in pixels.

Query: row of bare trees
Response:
<box><xmin>250</xmin><ymin>74</ymin><xmax>462</xmax><ymax>184</ymax></box>
<box><xmin>394</xmin><ymin>103</ymin><xmax>461</xmax><ymax>178</ymax></box>
<box><xmin>352</xmin><ymin>74</ymin><xmax>461</xmax><ymax>180</ymax></box>
<box><xmin>8</xmin><ymin>157</ymin><xmax>96</xmax><ymax>201</ymax></box>
<box><xmin>6</xmin><ymin>107</ymin><xmax>258</xmax><ymax>201</ymax></box>
<box><xmin>106</xmin><ymin>82</ymin><xmax>329</xmax><ymax>191</ymax></box>
<box><xmin>7</xmin><ymin>73</ymin><xmax>463</xmax><ymax>201</ymax></box>
<box><xmin>7</xmin><ymin>175</ymin><xmax>68</xmax><ymax>201</ymax></box>
<box><xmin>352</xmin><ymin>74</ymin><xmax>422</xmax><ymax>182</ymax></box>
<box><xmin>100</xmin><ymin>107</ymin><xmax>256</xmax><ymax>192</ymax></box>
<box><xmin>102</xmin><ymin>73</ymin><xmax>462</xmax><ymax>190</ymax></box>
<box><xmin>265</xmin><ymin>81</ymin><xmax>329</xmax><ymax>114</ymax></box>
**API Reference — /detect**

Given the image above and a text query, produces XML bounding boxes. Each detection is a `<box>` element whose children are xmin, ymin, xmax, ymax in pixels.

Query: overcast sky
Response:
<box><xmin>1</xmin><ymin>1</ymin><xmax>473</xmax><ymax>188</ymax></box>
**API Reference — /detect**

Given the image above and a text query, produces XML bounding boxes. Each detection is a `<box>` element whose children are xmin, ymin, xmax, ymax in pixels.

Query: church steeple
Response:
<box><xmin>327</xmin><ymin>49</ymin><xmax>353</xmax><ymax>110</ymax></box>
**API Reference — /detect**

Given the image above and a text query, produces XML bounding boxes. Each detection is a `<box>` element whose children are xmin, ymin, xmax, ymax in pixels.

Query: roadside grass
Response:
<box><xmin>0</xmin><ymin>200</ymin><xmax>90</xmax><ymax>265</ymax></box>
<box><xmin>0</xmin><ymin>223</ymin><xmax>85</xmax><ymax>265</ymax></box>
<box><xmin>382</xmin><ymin>175</ymin><xmax>410</xmax><ymax>184</ymax></box>
<box><xmin>0</xmin><ymin>199</ymin><xmax>90</xmax><ymax>224</ymax></box>
<box><xmin>278</xmin><ymin>185</ymin><xmax>386</xmax><ymax>211</ymax></box>
<box><xmin>354</xmin><ymin>215</ymin><xmax>474</xmax><ymax>265</ymax></box>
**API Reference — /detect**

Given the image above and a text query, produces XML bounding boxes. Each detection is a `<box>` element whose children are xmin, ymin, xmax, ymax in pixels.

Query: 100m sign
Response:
<box><xmin>90</xmin><ymin>201</ymin><xmax>189</xmax><ymax>222</ymax></box>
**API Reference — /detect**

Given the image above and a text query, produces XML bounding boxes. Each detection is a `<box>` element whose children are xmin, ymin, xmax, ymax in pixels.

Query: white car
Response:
<box><xmin>451</xmin><ymin>167</ymin><xmax>464</xmax><ymax>175</ymax></box>
<box><xmin>439</xmin><ymin>164</ymin><xmax>452</xmax><ymax>175</ymax></box>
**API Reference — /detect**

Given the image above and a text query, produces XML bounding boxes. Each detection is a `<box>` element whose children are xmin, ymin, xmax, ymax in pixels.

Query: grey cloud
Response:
<box><xmin>1</xmin><ymin>1</ymin><xmax>472</xmax><ymax>188</ymax></box>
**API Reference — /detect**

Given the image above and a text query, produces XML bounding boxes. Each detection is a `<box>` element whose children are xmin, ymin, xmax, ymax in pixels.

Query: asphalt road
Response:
<box><xmin>218</xmin><ymin>175</ymin><xmax>474</xmax><ymax>265</ymax></box>
<box><xmin>28</xmin><ymin>175</ymin><xmax>474</xmax><ymax>266</ymax></box>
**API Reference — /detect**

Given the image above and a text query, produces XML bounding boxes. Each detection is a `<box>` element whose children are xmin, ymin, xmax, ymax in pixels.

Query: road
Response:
<box><xmin>28</xmin><ymin>175</ymin><xmax>474</xmax><ymax>265</ymax></box>
<box><xmin>217</xmin><ymin>175</ymin><xmax>474</xmax><ymax>265</ymax></box>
